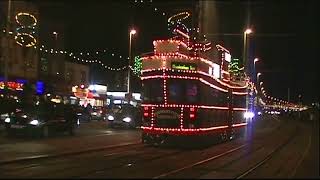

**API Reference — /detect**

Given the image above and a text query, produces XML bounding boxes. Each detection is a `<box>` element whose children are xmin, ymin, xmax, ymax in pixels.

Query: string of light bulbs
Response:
<box><xmin>36</xmin><ymin>45</ymin><xmax>129</xmax><ymax>71</ymax></box>
<box><xmin>1</xmin><ymin>29</ymin><xmax>131</xmax><ymax>71</ymax></box>
<box><xmin>14</xmin><ymin>12</ymin><xmax>37</xmax><ymax>47</ymax></box>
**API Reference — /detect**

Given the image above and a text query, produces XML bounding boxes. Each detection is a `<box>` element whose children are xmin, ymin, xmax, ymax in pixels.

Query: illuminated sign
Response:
<box><xmin>213</xmin><ymin>63</ymin><xmax>220</xmax><ymax>78</ymax></box>
<box><xmin>171</xmin><ymin>62</ymin><xmax>197</xmax><ymax>70</ymax></box>
<box><xmin>72</xmin><ymin>85</ymin><xmax>89</xmax><ymax>98</ymax></box>
<box><xmin>155</xmin><ymin>110</ymin><xmax>180</xmax><ymax>119</ymax></box>
<box><xmin>225</xmin><ymin>52</ymin><xmax>231</xmax><ymax>62</ymax></box>
<box><xmin>0</xmin><ymin>81</ymin><xmax>24</xmax><ymax>91</ymax></box>
<box><xmin>88</xmin><ymin>84</ymin><xmax>107</xmax><ymax>94</ymax></box>
<box><xmin>36</xmin><ymin>81</ymin><xmax>45</xmax><ymax>95</ymax></box>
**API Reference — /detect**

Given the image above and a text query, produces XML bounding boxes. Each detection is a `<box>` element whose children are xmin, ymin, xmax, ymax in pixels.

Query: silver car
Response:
<box><xmin>106</xmin><ymin>104</ymin><xmax>141</xmax><ymax>129</ymax></box>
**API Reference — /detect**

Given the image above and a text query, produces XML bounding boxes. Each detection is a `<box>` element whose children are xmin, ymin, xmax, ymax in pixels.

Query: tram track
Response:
<box><xmin>151</xmin><ymin>123</ymin><xmax>298</xmax><ymax>179</ymax></box>
<box><xmin>0</xmin><ymin>141</ymin><xmax>141</xmax><ymax>165</ymax></box>
<box><xmin>1</xmin><ymin>116</ymin><xmax>289</xmax><ymax>178</ymax></box>
<box><xmin>73</xmin><ymin>148</ymin><xmax>185</xmax><ymax>178</ymax></box>
<box><xmin>1</xmin><ymin>143</ymin><xmax>183</xmax><ymax>178</ymax></box>
<box><xmin>0</xmin><ymin>143</ymin><xmax>145</xmax><ymax>172</ymax></box>
<box><xmin>79</xmin><ymin>117</ymin><xmax>286</xmax><ymax>178</ymax></box>
<box><xmin>235</xmin><ymin>127</ymin><xmax>299</xmax><ymax>179</ymax></box>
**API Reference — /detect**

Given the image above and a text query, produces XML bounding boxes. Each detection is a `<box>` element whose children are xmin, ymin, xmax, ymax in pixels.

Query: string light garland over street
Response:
<box><xmin>14</xmin><ymin>12</ymin><xmax>37</xmax><ymax>47</ymax></box>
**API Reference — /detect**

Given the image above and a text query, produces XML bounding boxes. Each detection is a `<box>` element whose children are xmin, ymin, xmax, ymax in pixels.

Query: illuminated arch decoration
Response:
<box><xmin>167</xmin><ymin>11</ymin><xmax>190</xmax><ymax>35</ymax></box>
<box><xmin>15</xmin><ymin>12</ymin><xmax>37</xmax><ymax>47</ymax></box>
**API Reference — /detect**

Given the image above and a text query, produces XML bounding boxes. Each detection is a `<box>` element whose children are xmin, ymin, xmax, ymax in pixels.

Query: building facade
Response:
<box><xmin>0</xmin><ymin>1</ymin><xmax>39</xmax><ymax>81</ymax></box>
<box><xmin>0</xmin><ymin>1</ymin><xmax>90</xmax><ymax>96</ymax></box>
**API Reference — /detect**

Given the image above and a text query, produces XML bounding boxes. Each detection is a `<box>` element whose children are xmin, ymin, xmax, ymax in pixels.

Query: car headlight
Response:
<box><xmin>123</xmin><ymin>117</ymin><xmax>131</xmax><ymax>123</ymax></box>
<box><xmin>1</xmin><ymin>113</ymin><xmax>9</xmax><ymax>119</ymax></box>
<box><xmin>107</xmin><ymin>115</ymin><xmax>114</xmax><ymax>121</ymax></box>
<box><xmin>4</xmin><ymin>117</ymin><xmax>10</xmax><ymax>123</ymax></box>
<box><xmin>29</xmin><ymin>119</ymin><xmax>39</xmax><ymax>125</ymax></box>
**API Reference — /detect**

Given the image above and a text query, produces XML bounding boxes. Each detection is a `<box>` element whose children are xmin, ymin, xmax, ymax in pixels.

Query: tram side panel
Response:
<box><xmin>232</xmin><ymin>92</ymin><xmax>247</xmax><ymax>136</ymax></box>
<box><xmin>198</xmin><ymin>83</ymin><xmax>230</xmax><ymax>129</ymax></box>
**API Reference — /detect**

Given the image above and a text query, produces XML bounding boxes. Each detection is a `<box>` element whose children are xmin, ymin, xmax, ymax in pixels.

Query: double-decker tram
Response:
<box><xmin>140</xmin><ymin>29</ymin><xmax>249</xmax><ymax>147</ymax></box>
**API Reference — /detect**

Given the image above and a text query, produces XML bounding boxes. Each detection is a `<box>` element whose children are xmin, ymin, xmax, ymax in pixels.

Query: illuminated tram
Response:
<box><xmin>140</xmin><ymin>30</ymin><xmax>249</xmax><ymax>146</ymax></box>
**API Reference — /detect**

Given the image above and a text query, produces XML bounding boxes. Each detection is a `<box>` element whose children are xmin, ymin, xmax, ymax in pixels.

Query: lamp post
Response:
<box><xmin>3</xmin><ymin>0</ymin><xmax>11</xmax><ymax>90</ymax></box>
<box><xmin>243</xmin><ymin>28</ymin><xmax>253</xmax><ymax>124</ymax></box>
<box><xmin>254</xmin><ymin>58</ymin><xmax>259</xmax><ymax>68</ymax></box>
<box><xmin>127</xmin><ymin>29</ymin><xmax>136</xmax><ymax>94</ymax></box>
<box><xmin>53</xmin><ymin>31</ymin><xmax>58</xmax><ymax>42</ymax></box>
<box><xmin>253</xmin><ymin>58</ymin><xmax>259</xmax><ymax>89</ymax></box>
<box><xmin>51</xmin><ymin>31</ymin><xmax>58</xmax><ymax>77</ymax></box>
<box><xmin>254</xmin><ymin>58</ymin><xmax>259</xmax><ymax>71</ymax></box>
<box><xmin>243</xmin><ymin>28</ymin><xmax>252</xmax><ymax>74</ymax></box>
<box><xmin>257</xmin><ymin>72</ymin><xmax>262</xmax><ymax>85</ymax></box>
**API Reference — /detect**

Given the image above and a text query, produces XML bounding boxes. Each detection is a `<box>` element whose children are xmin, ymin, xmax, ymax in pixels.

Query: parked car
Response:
<box><xmin>4</xmin><ymin>102</ymin><xmax>77</xmax><ymax>137</ymax></box>
<box><xmin>91</xmin><ymin>106</ymin><xmax>106</xmax><ymax>121</ymax></box>
<box><xmin>0</xmin><ymin>97</ymin><xmax>19</xmax><ymax>125</ymax></box>
<box><xmin>1</xmin><ymin>113</ymin><xmax>9</xmax><ymax>125</ymax></box>
<box><xmin>106</xmin><ymin>104</ymin><xmax>142</xmax><ymax>129</ymax></box>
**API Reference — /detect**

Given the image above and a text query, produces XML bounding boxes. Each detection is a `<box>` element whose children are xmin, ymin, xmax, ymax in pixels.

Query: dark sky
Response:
<box><xmin>36</xmin><ymin>0</ymin><xmax>318</xmax><ymax>104</ymax></box>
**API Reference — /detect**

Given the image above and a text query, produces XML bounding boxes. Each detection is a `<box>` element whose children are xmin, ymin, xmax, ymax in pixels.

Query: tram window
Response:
<box><xmin>168</xmin><ymin>80</ymin><xmax>198</xmax><ymax>104</ymax></box>
<box><xmin>168</xmin><ymin>83</ymin><xmax>182</xmax><ymax>103</ymax></box>
<box><xmin>186</xmin><ymin>83</ymin><xmax>198</xmax><ymax>103</ymax></box>
<box><xmin>142</xmin><ymin>79</ymin><xmax>163</xmax><ymax>103</ymax></box>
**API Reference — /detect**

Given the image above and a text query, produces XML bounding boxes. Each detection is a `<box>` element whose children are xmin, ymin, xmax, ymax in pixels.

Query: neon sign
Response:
<box><xmin>171</xmin><ymin>62</ymin><xmax>197</xmax><ymax>70</ymax></box>
<box><xmin>72</xmin><ymin>85</ymin><xmax>89</xmax><ymax>98</ymax></box>
<box><xmin>0</xmin><ymin>81</ymin><xmax>24</xmax><ymax>91</ymax></box>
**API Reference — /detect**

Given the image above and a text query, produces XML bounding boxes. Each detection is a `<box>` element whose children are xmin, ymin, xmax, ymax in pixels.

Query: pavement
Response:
<box><xmin>0</xmin><ymin>120</ymin><xmax>141</xmax><ymax>163</ymax></box>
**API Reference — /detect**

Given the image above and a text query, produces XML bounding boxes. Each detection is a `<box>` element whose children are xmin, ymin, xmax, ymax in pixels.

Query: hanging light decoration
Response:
<box><xmin>14</xmin><ymin>12</ymin><xmax>37</xmax><ymax>47</ymax></box>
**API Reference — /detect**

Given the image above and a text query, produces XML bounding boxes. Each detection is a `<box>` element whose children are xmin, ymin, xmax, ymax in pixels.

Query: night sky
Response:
<box><xmin>36</xmin><ymin>0</ymin><xmax>317</xmax><ymax>104</ymax></box>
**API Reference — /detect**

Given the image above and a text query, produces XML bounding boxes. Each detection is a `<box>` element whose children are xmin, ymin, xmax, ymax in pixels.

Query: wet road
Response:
<box><xmin>0</xmin><ymin>115</ymin><xmax>318</xmax><ymax>178</ymax></box>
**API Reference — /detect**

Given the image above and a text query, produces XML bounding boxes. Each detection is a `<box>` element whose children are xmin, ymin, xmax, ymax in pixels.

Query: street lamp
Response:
<box><xmin>127</xmin><ymin>28</ymin><xmax>137</xmax><ymax>93</ymax></box>
<box><xmin>253</xmin><ymin>58</ymin><xmax>259</xmax><ymax>86</ymax></box>
<box><xmin>243</xmin><ymin>28</ymin><xmax>252</xmax><ymax>72</ymax></box>
<box><xmin>53</xmin><ymin>31</ymin><xmax>58</xmax><ymax>39</ymax></box>
<box><xmin>52</xmin><ymin>31</ymin><xmax>59</xmax><ymax>75</ymax></box>
<box><xmin>254</xmin><ymin>58</ymin><xmax>259</xmax><ymax>68</ymax></box>
<box><xmin>243</xmin><ymin>28</ymin><xmax>253</xmax><ymax>112</ymax></box>
<box><xmin>3</xmin><ymin>0</ymin><xmax>12</xmax><ymax>89</ymax></box>
<box><xmin>245</xmin><ymin>29</ymin><xmax>252</xmax><ymax>34</ymax></box>
<box><xmin>257</xmin><ymin>72</ymin><xmax>262</xmax><ymax>83</ymax></box>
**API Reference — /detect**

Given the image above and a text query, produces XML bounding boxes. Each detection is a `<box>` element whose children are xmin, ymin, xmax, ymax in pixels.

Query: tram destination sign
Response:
<box><xmin>171</xmin><ymin>62</ymin><xmax>197</xmax><ymax>70</ymax></box>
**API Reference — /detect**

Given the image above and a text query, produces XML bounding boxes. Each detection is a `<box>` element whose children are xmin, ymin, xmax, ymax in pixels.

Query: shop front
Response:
<box><xmin>71</xmin><ymin>84</ymin><xmax>107</xmax><ymax>107</ymax></box>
